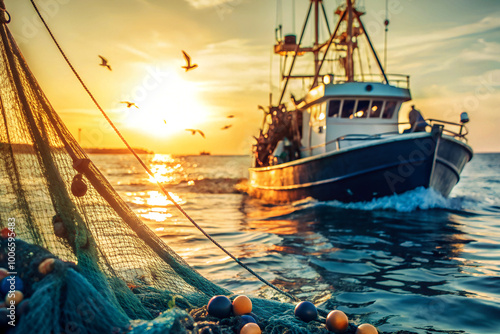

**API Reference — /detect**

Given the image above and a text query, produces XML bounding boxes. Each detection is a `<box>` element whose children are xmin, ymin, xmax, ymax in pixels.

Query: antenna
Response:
<box><xmin>384</xmin><ymin>0</ymin><xmax>389</xmax><ymax>70</ymax></box>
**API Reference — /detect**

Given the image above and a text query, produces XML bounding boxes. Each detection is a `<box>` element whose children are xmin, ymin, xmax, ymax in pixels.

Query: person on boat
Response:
<box><xmin>404</xmin><ymin>105</ymin><xmax>429</xmax><ymax>133</ymax></box>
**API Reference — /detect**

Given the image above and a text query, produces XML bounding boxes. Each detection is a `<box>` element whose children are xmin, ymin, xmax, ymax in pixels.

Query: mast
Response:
<box><xmin>314</xmin><ymin>0</ymin><xmax>320</xmax><ymax>76</ymax></box>
<box><xmin>346</xmin><ymin>0</ymin><xmax>354</xmax><ymax>82</ymax></box>
<box><xmin>275</xmin><ymin>0</ymin><xmax>389</xmax><ymax>106</ymax></box>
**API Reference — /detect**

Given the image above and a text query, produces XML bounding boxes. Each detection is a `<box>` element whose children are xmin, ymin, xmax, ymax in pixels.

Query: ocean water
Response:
<box><xmin>90</xmin><ymin>153</ymin><xmax>500</xmax><ymax>334</ymax></box>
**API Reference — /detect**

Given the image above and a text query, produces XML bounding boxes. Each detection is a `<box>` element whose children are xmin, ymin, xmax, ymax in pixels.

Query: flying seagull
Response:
<box><xmin>185</xmin><ymin>129</ymin><xmax>205</xmax><ymax>138</ymax></box>
<box><xmin>227</xmin><ymin>115</ymin><xmax>235</xmax><ymax>118</ymax></box>
<box><xmin>120</xmin><ymin>101</ymin><xmax>139</xmax><ymax>109</ymax></box>
<box><xmin>98</xmin><ymin>55</ymin><xmax>112</xmax><ymax>71</ymax></box>
<box><xmin>221</xmin><ymin>125</ymin><xmax>232</xmax><ymax>130</ymax></box>
<box><xmin>181</xmin><ymin>50</ymin><xmax>198</xmax><ymax>72</ymax></box>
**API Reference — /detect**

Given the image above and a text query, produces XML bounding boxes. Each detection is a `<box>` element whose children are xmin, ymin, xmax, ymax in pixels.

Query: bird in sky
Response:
<box><xmin>120</xmin><ymin>101</ymin><xmax>139</xmax><ymax>109</ymax></box>
<box><xmin>185</xmin><ymin>129</ymin><xmax>205</xmax><ymax>138</ymax></box>
<box><xmin>181</xmin><ymin>50</ymin><xmax>198</xmax><ymax>72</ymax></box>
<box><xmin>227</xmin><ymin>115</ymin><xmax>235</xmax><ymax>118</ymax></box>
<box><xmin>221</xmin><ymin>125</ymin><xmax>232</xmax><ymax>130</ymax></box>
<box><xmin>98</xmin><ymin>55</ymin><xmax>112</xmax><ymax>71</ymax></box>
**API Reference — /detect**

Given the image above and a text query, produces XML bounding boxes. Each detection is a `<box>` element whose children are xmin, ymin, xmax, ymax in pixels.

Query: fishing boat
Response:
<box><xmin>248</xmin><ymin>0</ymin><xmax>473</xmax><ymax>203</ymax></box>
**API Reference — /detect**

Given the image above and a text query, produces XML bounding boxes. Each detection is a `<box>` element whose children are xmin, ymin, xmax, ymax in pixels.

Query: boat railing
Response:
<box><xmin>301</xmin><ymin>119</ymin><xmax>469</xmax><ymax>153</ymax></box>
<box><xmin>330</xmin><ymin>73</ymin><xmax>410</xmax><ymax>89</ymax></box>
<box><xmin>302</xmin><ymin>132</ymin><xmax>399</xmax><ymax>152</ymax></box>
<box><xmin>425</xmin><ymin>118</ymin><xmax>469</xmax><ymax>142</ymax></box>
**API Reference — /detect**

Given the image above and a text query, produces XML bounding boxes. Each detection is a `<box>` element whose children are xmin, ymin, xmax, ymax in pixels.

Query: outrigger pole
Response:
<box><xmin>277</xmin><ymin>2</ymin><xmax>313</xmax><ymax>106</ymax></box>
<box><xmin>278</xmin><ymin>0</ymin><xmax>391</xmax><ymax>107</ymax></box>
<box><xmin>355</xmin><ymin>10</ymin><xmax>389</xmax><ymax>84</ymax></box>
<box><xmin>311</xmin><ymin>9</ymin><xmax>346</xmax><ymax>88</ymax></box>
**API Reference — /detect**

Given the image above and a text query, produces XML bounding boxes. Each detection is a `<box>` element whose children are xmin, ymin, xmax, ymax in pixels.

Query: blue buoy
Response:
<box><xmin>240</xmin><ymin>315</ymin><xmax>257</xmax><ymax>325</ymax></box>
<box><xmin>207</xmin><ymin>295</ymin><xmax>232</xmax><ymax>319</ymax></box>
<box><xmin>294</xmin><ymin>301</ymin><xmax>318</xmax><ymax>322</ymax></box>
<box><xmin>0</xmin><ymin>276</ymin><xmax>24</xmax><ymax>296</ymax></box>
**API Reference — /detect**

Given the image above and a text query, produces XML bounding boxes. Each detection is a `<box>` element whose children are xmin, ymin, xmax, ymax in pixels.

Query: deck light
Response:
<box><xmin>460</xmin><ymin>112</ymin><xmax>469</xmax><ymax>123</ymax></box>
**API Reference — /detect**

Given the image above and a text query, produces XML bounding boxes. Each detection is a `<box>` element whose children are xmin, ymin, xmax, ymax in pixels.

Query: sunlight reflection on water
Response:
<box><xmin>90</xmin><ymin>153</ymin><xmax>500</xmax><ymax>334</ymax></box>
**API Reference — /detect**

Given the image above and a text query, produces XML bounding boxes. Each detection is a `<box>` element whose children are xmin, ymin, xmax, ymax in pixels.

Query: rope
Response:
<box><xmin>28</xmin><ymin>0</ymin><xmax>299</xmax><ymax>302</ymax></box>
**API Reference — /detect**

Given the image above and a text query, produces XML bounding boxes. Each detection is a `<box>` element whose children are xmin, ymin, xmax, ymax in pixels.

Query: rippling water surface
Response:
<box><xmin>91</xmin><ymin>153</ymin><xmax>500</xmax><ymax>334</ymax></box>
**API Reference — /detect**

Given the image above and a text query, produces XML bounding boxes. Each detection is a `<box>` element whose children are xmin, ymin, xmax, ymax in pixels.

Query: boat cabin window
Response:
<box><xmin>331</xmin><ymin>99</ymin><xmax>400</xmax><ymax>119</ymax></box>
<box><xmin>341</xmin><ymin>100</ymin><xmax>356</xmax><ymax>118</ymax></box>
<box><xmin>328</xmin><ymin>100</ymin><xmax>341</xmax><ymax>117</ymax></box>
<box><xmin>369</xmin><ymin>100</ymin><xmax>384</xmax><ymax>118</ymax></box>
<box><xmin>353</xmin><ymin>100</ymin><xmax>369</xmax><ymax>118</ymax></box>
<box><xmin>382</xmin><ymin>101</ymin><xmax>398</xmax><ymax>119</ymax></box>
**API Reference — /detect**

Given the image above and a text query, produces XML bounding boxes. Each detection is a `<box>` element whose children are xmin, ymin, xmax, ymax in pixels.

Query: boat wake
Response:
<box><xmin>290</xmin><ymin>187</ymin><xmax>476</xmax><ymax>213</ymax></box>
<box><xmin>176</xmin><ymin>178</ymin><xmax>246</xmax><ymax>194</ymax></box>
<box><xmin>327</xmin><ymin>187</ymin><xmax>468</xmax><ymax>212</ymax></box>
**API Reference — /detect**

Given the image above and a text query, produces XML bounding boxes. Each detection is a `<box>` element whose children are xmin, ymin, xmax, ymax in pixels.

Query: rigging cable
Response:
<box><xmin>384</xmin><ymin>0</ymin><xmax>389</xmax><ymax>71</ymax></box>
<box><xmin>28</xmin><ymin>0</ymin><xmax>299</xmax><ymax>303</ymax></box>
<box><xmin>364</xmin><ymin>37</ymin><xmax>373</xmax><ymax>77</ymax></box>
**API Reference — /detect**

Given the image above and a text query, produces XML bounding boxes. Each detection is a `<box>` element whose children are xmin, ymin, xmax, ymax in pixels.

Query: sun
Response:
<box><xmin>121</xmin><ymin>68</ymin><xmax>208</xmax><ymax>137</ymax></box>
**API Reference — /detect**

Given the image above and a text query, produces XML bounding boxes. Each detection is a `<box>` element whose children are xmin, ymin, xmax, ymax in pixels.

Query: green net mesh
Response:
<box><xmin>0</xmin><ymin>6</ymin><xmax>230</xmax><ymax>312</ymax></box>
<box><xmin>0</xmin><ymin>7</ymin><xmax>330</xmax><ymax>334</ymax></box>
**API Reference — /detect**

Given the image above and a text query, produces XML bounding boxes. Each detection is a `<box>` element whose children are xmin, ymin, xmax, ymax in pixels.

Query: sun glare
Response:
<box><xmin>121</xmin><ymin>69</ymin><xmax>208</xmax><ymax>137</ymax></box>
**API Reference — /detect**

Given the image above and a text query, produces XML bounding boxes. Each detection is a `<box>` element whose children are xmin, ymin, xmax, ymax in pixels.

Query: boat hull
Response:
<box><xmin>248</xmin><ymin>132</ymin><xmax>472</xmax><ymax>203</ymax></box>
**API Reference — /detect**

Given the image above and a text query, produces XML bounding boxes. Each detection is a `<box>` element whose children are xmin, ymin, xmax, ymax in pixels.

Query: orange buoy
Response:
<box><xmin>355</xmin><ymin>323</ymin><xmax>378</xmax><ymax>334</ymax></box>
<box><xmin>38</xmin><ymin>258</ymin><xmax>56</xmax><ymax>275</ymax></box>
<box><xmin>240</xmin><ymin>323</ymin><xmax>261</xmax><ymax>334</ymax></box>
<box><xmin>233</xmin><ymin>295</ymin><xmax>252</xmax><ymax>316</ymax></box>
<box><xmin>5</xmin><ymin>290</ymin><xmax>23</xmax><ymax>305</ymax></box>
<box><xmin>326</xmin><ymin>310</ymin><xmax>349</xmax><ymax>332</ymax></box>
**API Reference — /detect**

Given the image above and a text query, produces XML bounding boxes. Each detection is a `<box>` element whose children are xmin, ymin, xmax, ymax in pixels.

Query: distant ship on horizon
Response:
<box><xmin>199</xmin><ymin>151</ymin><xmax>211</xmax><ymax>156</ymax></box>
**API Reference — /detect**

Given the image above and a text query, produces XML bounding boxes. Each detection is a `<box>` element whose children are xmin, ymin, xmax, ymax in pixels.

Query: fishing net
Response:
<box><xmin>0</xmin><ymin>4</ymin><xmax>319</xmax><ymax>334</ymax></box>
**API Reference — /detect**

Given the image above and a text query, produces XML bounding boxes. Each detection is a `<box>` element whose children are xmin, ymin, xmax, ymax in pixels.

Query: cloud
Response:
<box><xmin>459</xmin><ymin>69</ymin><xmax>500</xmax><ymax>90</ymax></box>
<box><xmin>458</xmin><ymin>39</ymin><xmax>500</xmax><ymax>63</ymax></box>
<box><xmin>184</xmin><ymin>0</ymin><xmax>239</xmax><ymax>9</ymax></box>
<box><xmin>387</xmin><ymin>28</ymin><xmax>500</xmax><ymax>78</ymax></box>
<box><xmin>196</xmin><ymin>38</ymin><xmax>270</xmax><ymax>90</ymax></box>
<box><xmin>117</xmin><ymin>44</ymin><xmax>153</xmax><ymax>61</ymax></box>
<box><xmin>415</xmin><ymin>38</ymin><xmax>500</xmax><ymax>76</ymax></box>
<box><xmin>390</xmin><ymin>12</ymin><xmax>500</xmax><ymax>49</ymax></box>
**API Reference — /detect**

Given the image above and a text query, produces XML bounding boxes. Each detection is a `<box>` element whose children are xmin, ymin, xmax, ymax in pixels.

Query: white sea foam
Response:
<box><xmin>321</xmin><ymin>187</ymin><xmax>470</xmax><ymax>212</ymax></box>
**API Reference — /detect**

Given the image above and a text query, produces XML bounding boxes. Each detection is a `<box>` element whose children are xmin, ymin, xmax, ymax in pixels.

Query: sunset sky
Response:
<box><xmin>5</xmin><ymin>0</ymin><xmax>500</xmax><ymax>154</ymax></box>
